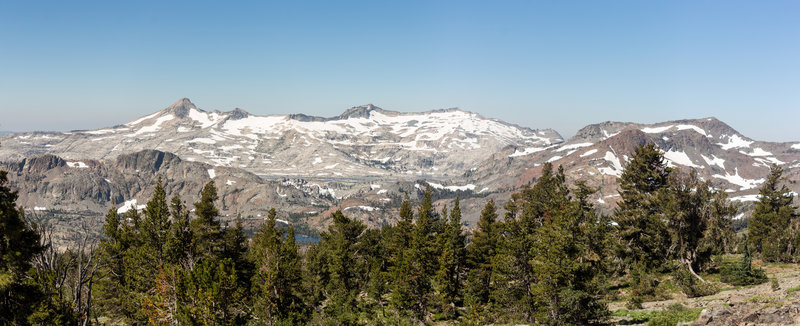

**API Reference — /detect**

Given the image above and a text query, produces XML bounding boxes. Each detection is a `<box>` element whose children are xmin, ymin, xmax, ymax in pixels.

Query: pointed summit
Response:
<box><xmin>164</xmin><ymin>98</ymin><xmax>197</xmax><ymax>118</ymax></box>
<box><xmin>337</xmin><ymin>104</ymin><xmax>390</xmax><ymax>119</ymax></box>
<box><xmin>227</xmin><ymin>108</ymin><xmax>250</xmax><ymax>120</ymax></box>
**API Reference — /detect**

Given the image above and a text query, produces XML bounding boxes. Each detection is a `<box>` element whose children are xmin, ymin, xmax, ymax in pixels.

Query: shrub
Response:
<box><xmin>719</xmin><ymin>250</ymin><xmax>767</xmax><ymax>286</ymax></box>
<box><xmin>647</xmin><ymin>303</ymin><xmax>703</xmax><ymax>326</ymax></box>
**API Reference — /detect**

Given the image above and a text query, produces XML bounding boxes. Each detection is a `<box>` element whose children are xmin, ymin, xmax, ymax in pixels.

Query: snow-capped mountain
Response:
<box><xmin>2</xmin><ymin>99</ymin><xmax>800</xmax><ymax>237</ymax></box>
<box><xmin>461</xmin><ymin>117</ymin><xmax>800</xmax><ymax>216</ymax></box>
<box><xmin>0</xmin><ymin>98</ymin><xmax>562</xmax><ymax>181</ymax></box>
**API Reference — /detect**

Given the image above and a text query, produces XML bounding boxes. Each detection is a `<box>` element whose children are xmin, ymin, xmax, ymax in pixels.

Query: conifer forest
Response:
<box><xmin>2</xmin><ymin>143</ymin><xmax>798</xmax><ymax>325</ymax></box>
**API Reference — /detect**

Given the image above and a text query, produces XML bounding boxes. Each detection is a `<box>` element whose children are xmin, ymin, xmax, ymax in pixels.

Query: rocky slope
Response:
<box><xmin>459</xmin><ymin>117</ymin><xmax>800</xmax><ymax>216</ymax></box>
<box><xmin>2</xmin><ymin>99</ymin><xmax>799</xmax><ymax>237</ymax></box>
<box><xmin>0</xmin><ymin>98</ymin><xmax>562</xmax><ymax>182</ymax></box>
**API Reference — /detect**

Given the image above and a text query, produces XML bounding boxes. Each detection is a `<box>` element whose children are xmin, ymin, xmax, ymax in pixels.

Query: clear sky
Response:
<box><xmin>1</xmin><ymin>1</ymin><xmax>798</xmax><ymax>141</ymax></box>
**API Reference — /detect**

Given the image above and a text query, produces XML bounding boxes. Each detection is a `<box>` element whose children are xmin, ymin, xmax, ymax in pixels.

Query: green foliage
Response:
<box><xmin>310</xmin><ymin>210</ymin><xmax>367</xmax><ymax>322</ymax></box>
<box><xmin>613</xmin><ymin>304</ymin><xmax>703</xmax><ymax>326</ymax></box>
<box><xmin>646</xmin><ymin>303</ymin><xmax>703</xmax><ymax>326</ymax></box>
<box><xmin>748</xmin><ymin>165</ymin><xmax>798</xmax><ymax>262</ymax></box>
<box><xmin>27</xmin><ymin>294</ymin><xmax>79</xmax><ymax>326</ymax></box>
<box><xmin>613</xmin><ymin>144</ymin><xmax>737</xmax><ymax>306</ymax></box>
<box><xmin>191</xmin><ymin>181</ymin><xmax>223</xmax><ymax>260</ymax></box>
<box><xmin>720</xmin><ymin>242</ymin><xmax>767</xmax><ymax>286</ymax></box>
<box><xmin>614</xmin><ymin>143</ymin><xmax>672</xmax><ymax>274</ymax></box>
<box><xmin>673</xmin><ymin>266</ymin><xmax>718</xmax><ymax>298</ymax></box>
<box><xmin>177</xmin><ymin>258</ymin><xmax>247</xmax><ymax>325</ymax></box>
<box><xmin>0</xmin><ymin>170</ymin><xmax>46</xmax><ymax>324</ymax></box>
<box><xmin>249</xmin><ymin>209</ymin><xmax>308</xmax><ymax>324</ymax></box>
<box><xmin>786</xmin><ymin>285</ymin><xmax>800</xmax><ymax>293</ymax></box>
<box><xmin>8</xmin><ymin>147</ymin><xmax>753</xmax><ymax>324</ymax></box>
<box><xmin>495</xmin><ymin>163</ymin><xmax>610</xmax><ymax>324</ymax></box>
<box><xmin>464</xmin><ymin>199</ymin><xmax>499</xmax><ymax>317</ymax></box>
<box><xmin>435</xmin><ymin>198</ymin><xmax>466</xmax><ymax>318</ymax></box>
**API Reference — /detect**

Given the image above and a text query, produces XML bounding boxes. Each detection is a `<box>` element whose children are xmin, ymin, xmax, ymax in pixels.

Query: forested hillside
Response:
<box><xmin>2</xmin><ymin>143</ymin><xmax>799</xmax><ymax>325</ymax></box>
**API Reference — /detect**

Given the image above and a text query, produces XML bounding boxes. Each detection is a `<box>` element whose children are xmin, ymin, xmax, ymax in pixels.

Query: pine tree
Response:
<box><xmin>250</xmin><ymin>208</ymin><xmax>283</xmax><ymax>324</ymax></box>
<box><xmin>177</xmin><ymin>258</ymin><xmax>246</xmax><ymax>325</ymax></box>
<box><xmin>493</xmin><ymin>163</ymin><xmax>571</xmax><ymax>321</ymax></box>
<box><xmin>699</xmin><ymin>189</ymin><xmax>737</xmax><ymax>256</ymax></box>
<box><xmin>493</xmin><ymin>164</ymin><xmax>609</xmax><ymax>324</ymax></box>
<box><xmin>435</xmin><ymin>198</ymin><xmax>466</xmax><ymax>318</ymax></box>
<box><xmin>665</xmin><ymin>170</ymin><xmax>736</xmax><ymax>282</ymax></box>
<box><xmin>191</xmin><ymin>181</ymin><xmax>222</xmax><ymax>261</ymax></box>
<box><xmin>404</xmin><ymin>187</ymin><xmax>439</xmax><ymax>320</ymax></box>
<box><xmin>529</xmin><ymin>178</ymin><xmax>608</xmax><ymax>325</ymax></box>
<box><xmin>279</xmin><ymin>225</ymin><xmax>309</xmax><ymax>323</ymax></box>
<box><xmin>0</xmin><ymin>170</ymin><xmax>46</xmax><ymax>324</ymax></box>
<box><xmin>389</xmin><ymin>193</ymin><xmax>418</xmax><ymax>317</ymax></box>
<box><xmin>165</xmin><ymin>194</ymin><xmax>193</xmax><ymax>267</ymax></box>
<box><xmin>748</xmin><ymin>165</ymin><xmax>798</xmax><ymax>262</ymax></box>
<box><xmin>360</xmin><ymin>227</ymin><xmax>390</xmax><ymax>320</ymax></box>
<box><xmin>321</xmin><ymin>210</ymin><xmax>366</xmax><ymax>321</ymax></box>
<box><xmin>465</xmin><ymin>199</ymin><xmax>500</xmax><ymax>317</ymax></box>
<box><xmin>140</xmin><ymin>177</ymin><xmax>172</xmax><ymax>264</ymax></box>
<box><xmin>613</xmin><ymin>143</ymin><xmax>672</xmax><ymax>304</ymax></box>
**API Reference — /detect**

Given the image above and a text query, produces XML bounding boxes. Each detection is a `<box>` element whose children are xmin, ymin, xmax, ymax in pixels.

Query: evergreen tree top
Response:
<box><xmin>618</xmin><ymin>143</ymin><xmax>672</xmax><ymax>198</ymax></box>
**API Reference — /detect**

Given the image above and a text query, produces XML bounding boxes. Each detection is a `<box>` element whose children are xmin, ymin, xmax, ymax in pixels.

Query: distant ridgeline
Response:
<box><xmin>0</xmin><ymin>98</ymin><xmax>799</xmax><ymax>240</ymax></box>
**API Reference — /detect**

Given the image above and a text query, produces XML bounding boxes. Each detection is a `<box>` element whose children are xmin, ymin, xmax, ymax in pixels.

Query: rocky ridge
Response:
<box><xmin>1</xmin><ymin>99</ymin><xmax>800</xmax><ymax>235</ymax></box>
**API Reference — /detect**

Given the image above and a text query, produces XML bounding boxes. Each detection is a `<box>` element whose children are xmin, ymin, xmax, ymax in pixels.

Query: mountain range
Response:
<box><xmin>2</xmin><ymin>99</ymin><xmax>798</xmax><ymax>244</ymax></box>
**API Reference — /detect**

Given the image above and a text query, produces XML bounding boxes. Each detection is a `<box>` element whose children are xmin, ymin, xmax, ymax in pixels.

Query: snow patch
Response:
<box><xmin>226</xmin><ymin>179</ymin><xmax>236</xmax><ymax>185</ymax></box>
<box><xmin>664</xmin><ymin>150</ymin><xmax>702</xmax><ymax>168</ymax></box>
<box><xmin>34</xmin><ymin>206</ymin><xmax>47</xmax><ymax>211</ymax></box>
<box><xmin>118</xmin><ymin>199</ymin><xmax>146</xmax><ymax>214</ymax></box>
<box><xmin>556</xmin><ymin>142</ymin><xmax>593</xmax><ymax>152</ymax></box>
<box><xmin>428</xmin><ymin>182</ymin><xmax>476</xmax><ymax>192</ymax></box>
<box><xmin>713</xmin><ymin>168</ymin><xmax>765</xmax><ymax>191</ymax></box>
<box><xmin>127</xmin><ymin>111</ymin><xmax>160</xmax><ymax>126</ymax></box>
<box><xmin>188</xmin><ymin>109</ymin><xmax>222</xmax><ymax>128</ymax></box>
<box><xmin>730</xmin><ymin>194</ymin><xmax>760</xmax><ymax>202</ymax></box>
<box><xmin>509</xmin><ymin>147</ymin><xmax>545</xmax><ymax>157</ymax></box>
<box><xmin>675</xmin><ymin>124</ymin><xmax>708</xmax><ymax>136</ymax></box>
<box><xmin>641</xmin><ymin>125</ymin><xmax>674</xmax><ymax>133</ymax></box>
<box><xmin>207</xmin><ymin>169</ymin><xmax>216</xmax><ymax>179</ymax></box>
<box><xmin>344</xmin><ymin>206</ymin><xmax>380</xmax><ymax>212</ymax></box>
<box><xmin>745</xmin><ymin>148</ymin><xmax>773</xmax><ymax>157</ymax></box>
<box><xmin>641</xmin><ymin>124</ymin><xmax>707</xmax><ymax>136</ymax></box>
<box><xmin>132</xmin><ymin>114</ymin><xmax>174</xmax><ymax>135</ymax></box>
<box><xmin>718</xmin><ymin>134</ymin><xmax>753</xmax><ymax>150</ymax></box>
<box><xmin>580</xmin><ymin>149</ymin><xmax>598</xmax><ymax>157</ymax></box>
<box><xmin>546</xmin><ymin>155</ymin><xmax>562</xmax><ymax>163</ymax></box>
<box><xmin>701</xmin><ymin>155</ymin><xmax>725</xmax><ymax>169</ymax></box>
<box><xmin>66</xmin><ymin>161</ymin><xmax>89</xmax><ymax>168</ymax></box>
<box><xmin>598</xmin><ymin>151</ymin><xmax>624</xmax><ymax>177</ymax></box>
<box><xmin>188</xmin><ymin>138</ymin><xmax>217</xmax><ymax>144</ymax></box>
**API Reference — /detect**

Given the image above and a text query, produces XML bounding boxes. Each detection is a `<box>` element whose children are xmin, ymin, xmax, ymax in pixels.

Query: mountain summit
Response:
<box><xmin>163</xmin><ymin>98</ymin><xmax>198</xmax><ymax>118</ymax></box>
<box><xmin>0</xmin><ymin>99</ymin><xmax>562</xmax><ymax>181</ymax></box>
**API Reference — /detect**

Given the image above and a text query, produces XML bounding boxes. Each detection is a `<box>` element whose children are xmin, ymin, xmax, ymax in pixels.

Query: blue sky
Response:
<box><xmin>1</xmin><ymin>1</ymin><xmax>798</xmax><ymax>141</ymax></box>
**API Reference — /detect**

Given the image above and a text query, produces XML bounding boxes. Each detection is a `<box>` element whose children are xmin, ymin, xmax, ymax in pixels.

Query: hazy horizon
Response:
<box><xmin>2</xmin><ymin>1</ymin><xmax>798</xmax><ymax>141</ymax></box>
